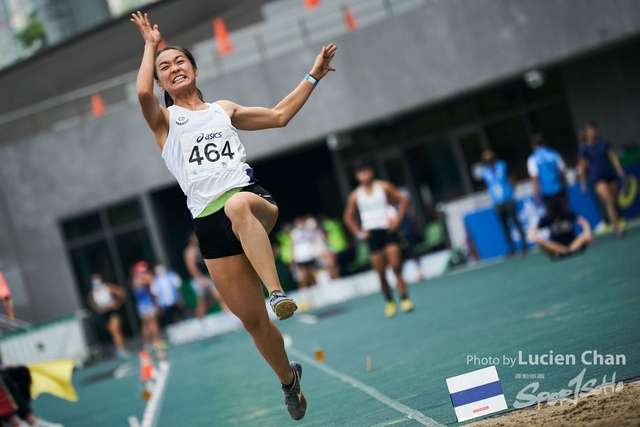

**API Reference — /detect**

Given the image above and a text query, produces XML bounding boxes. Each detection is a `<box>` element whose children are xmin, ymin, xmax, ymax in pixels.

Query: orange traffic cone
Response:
<box><xmin>343</xmin><ymin>6</ymin><xmax>358</xmax><ymax>31</ymax></box>
<box><xmin>213</xmin><ymin>18</ymin><xmax>233</xmax><ymax>56</ymax></box>
<box><xmin>139</xmin><ymin>350</ymin><xmax>155</xmax><ymax>382</ymax></box>
<box><xmin>91</xmin><ymin>93</ymin><xmax>105</xmax><ymax>117</ymax></box>
<box><xmin>304</xmin><ymin>0</ymin><xmax>320</xmax><ymax>10</ymax></box>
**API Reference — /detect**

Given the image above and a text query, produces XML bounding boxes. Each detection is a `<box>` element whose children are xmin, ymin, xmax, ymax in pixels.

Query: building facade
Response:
<box><xmin>0</xmin><ymin>0</ymin><xmax>639</xmax><ymax>325</ymax></box>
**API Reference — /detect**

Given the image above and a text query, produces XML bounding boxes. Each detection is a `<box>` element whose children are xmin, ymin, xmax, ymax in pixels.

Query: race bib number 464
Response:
<box><xmin>180</xmin><ymin>127</ymin><xmax>241</xmax><ymax>181</ymax></box>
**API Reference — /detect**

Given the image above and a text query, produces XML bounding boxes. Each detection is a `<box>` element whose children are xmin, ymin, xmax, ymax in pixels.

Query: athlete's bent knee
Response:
<box><xmin>225</xmin><ymin>197</ymin><xmax>252</xmax><ymax>223</ymax></box>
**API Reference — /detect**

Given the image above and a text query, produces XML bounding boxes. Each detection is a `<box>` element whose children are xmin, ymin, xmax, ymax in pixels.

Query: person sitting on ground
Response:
<box><xmin>528</xmin><ymin>201</ymin><xmax>593</xmax><ymax>260</ymax></box>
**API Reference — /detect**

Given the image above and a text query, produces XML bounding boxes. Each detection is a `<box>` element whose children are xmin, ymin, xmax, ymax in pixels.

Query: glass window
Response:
<box><xmin>478</xmin><ymin>85</ymin><xmax>520</xmax><ymax>116</ymax></box>
<box><xmin>115</xmin><ymin>229</ymin><xmax>156</xmax><ymax>276</ymax></box>
<box><xmin>529</xmin><ymin>102</ymin><xmax>578</xmax><ymax>163</ymax></box>
<box><xmin>351</xmin><ymin>123</ymin><xmax>399</xmax><ymax>151</ymax></box>
<box><xmin>520</xmin><ymin>69</ymin><xmax>564</xmax><ymax>103</ymax></box>
<box><xmin>407</xmin><ymin>138</ymin><xmax>463</xmax><ymax>203</ymax></box>
<box><xmin>69</xmin><ymin>240</ymin><xmax>117</xmax><ymax>301</ymax></box>
<box><xmin>403</xmin><ymin>109</ymin><xmax>447</xmax><ymax>140</ymax></box>
<box><xmin>107</xmin><ymin>200</ymin><xmax>143</xmax><ymax>227</ymax></box>
<box><xmin>383</xmin><ymin>156</ymin><xmax>407</xmax><ymax>187</ymax></box>
<box><xmin>458</xmin><ymin>133</ymin><xmax>485</xmax><ymax>191</ymax></box>
<box><xmin>485</xmin><ymin>117</ymin><xmax>531</xmax><ymax>179</ymax></box>
<box><xmin>62</xmin><ymin>213</ymin><xmax>102</xmax><ymax>240</ymax></box>
<box><xmin>446</xmin><ymin>100</ymin><xmax>475</xmax><ymax>126</ymax></box>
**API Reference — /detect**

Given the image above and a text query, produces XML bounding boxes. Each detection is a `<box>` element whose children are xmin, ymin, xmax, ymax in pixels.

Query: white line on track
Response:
<box><xmin>369</xmin><ymin>418</ymin><xmax>414</xmax><ymax>427</ymax></box>
<box><xmin>287</xmin><ymin>348</ymin><xmax>445</xmax><ymax>427</ymax></box>
<box><xmin>228</xmin><ymin>405</ymin><xmax>283</xmax><ymax>422</ymax></box>
<box><xmin>140</xmin><ymin>361</ymin><xmax>171</xmax><ymax>427</ymax></box>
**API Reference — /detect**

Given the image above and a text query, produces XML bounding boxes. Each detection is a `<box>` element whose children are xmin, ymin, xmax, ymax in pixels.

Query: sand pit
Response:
<box><xmin>468</xmin><ymin>380</ymin><xmax>640</xmax><ymax>427</ymax></box>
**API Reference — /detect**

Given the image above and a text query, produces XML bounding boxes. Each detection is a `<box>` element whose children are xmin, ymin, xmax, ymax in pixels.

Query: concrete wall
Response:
<box><xmin>1</xmin><ymin>0</ymin><xmax>640</xmax><ymax>321</ymax></box>
<box><xmin>563</xmin><ymin>39</ymin><xmax>640</xmax><ymax>148</ymax></box>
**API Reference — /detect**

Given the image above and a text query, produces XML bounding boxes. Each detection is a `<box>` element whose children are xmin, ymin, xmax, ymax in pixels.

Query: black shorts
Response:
<box><xmin>588</xmin><ymin>171</ymin><xmax>617</xmax><ymax>188</ymax></box>
<box><xmin>193</xmin><ymin>184</ymin><xmax>277</xmax><ymax>259</ymax></box>
<box><xmin>102</xmin><ymin>310</ymin><xmax>120</xmax><ymax>323</ymax></box>
<box><xmin>297</xmin><ymin>259</ymin><xmax>316</xmax><ymax>268</ymax></box>
<box><xmin>366</xmin><ymin>229</ymin><xmax>400</xmax><ymax>253</ymax></box>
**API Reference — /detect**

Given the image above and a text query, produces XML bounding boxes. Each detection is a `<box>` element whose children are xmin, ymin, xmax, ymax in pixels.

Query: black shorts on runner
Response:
<box><xmin>297</xmin><ymin>259</ymin><xmax>317</xmax><ymax>268</ymax></box>
<box><xmin>366</xmin><ymin>229</ymin><xmax>400</xmax><ymax>253</ymax></box>
<box><xmin>193</xmin><ymin>183</ymin><xmax>277</xmax><ymax>259</ymax></box>
<box><xmin>102</xmin><ymin>310</ymin><xmax>120</xmax><ymax>323</ymax></box>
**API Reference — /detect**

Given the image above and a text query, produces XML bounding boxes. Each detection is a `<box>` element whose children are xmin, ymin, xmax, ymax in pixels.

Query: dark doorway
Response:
<box><xmin>251</xmin><ymin>143</ymin><xmax>342</xmax><ymax>223</ymax></box>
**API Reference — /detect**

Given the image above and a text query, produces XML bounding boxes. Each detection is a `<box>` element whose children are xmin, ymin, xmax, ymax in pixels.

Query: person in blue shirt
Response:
<box><xmin>481</xmin><ymin>149</ymin><xmax>527</xmax><ymax>256</ymax></box>
<box><xmin>578</xmin><ymin>121</ymin><xmax>626</xmax><ymax>237</ymax></box>
<box><xmin>527</xmin><ymin>133</ymin><xmax>567</xmax><ymax>212</ymax></box>
<box><xmin>151</xmin><ymin>263</ymin><xmax>184</xmax><ymax>324</ymax></box>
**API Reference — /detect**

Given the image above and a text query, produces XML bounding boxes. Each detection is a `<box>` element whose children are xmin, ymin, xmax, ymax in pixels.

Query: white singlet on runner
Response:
<box><xmin>356</xmin><ymin>181</ymin><xmax>390</xmax><ymax>231</ymax></box>
<box><xmin>291</xmin><ymin>227</ymin><xmax>322</xmax><ymax>264</ymax></box>
<box><xmin>93</xmin><ymin>285</ymin><xmax>114</xmax><ymax>309</ymax></box>
<box><xmin>162</xmin><ymin>102</ymin><xmax>252</xmax><ymax>217</ymax></box>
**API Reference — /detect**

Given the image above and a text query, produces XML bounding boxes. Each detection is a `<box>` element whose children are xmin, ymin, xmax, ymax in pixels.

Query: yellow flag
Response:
<box><xmin>27</xmin><ymin>359</ymin><xmax>78</xmax><ymax>402</ymax></box>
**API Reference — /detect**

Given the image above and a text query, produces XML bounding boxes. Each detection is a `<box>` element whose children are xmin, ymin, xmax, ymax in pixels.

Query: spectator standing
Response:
<box><xmin>528</xmin><ymin>133</ymin><xmax>568</xmax><ymax>211</ymax></box>
<box><xmin>87</xmin><ymin>273</ymin><xmax>129</xmax><ymax>360</ymax></box>
<box><xmin>578</xmin><ymin>121</ymin><xmax>626</xmax><ymax>237</ymax></box>
<box><xmin>131</xmin><ymin>261</ymin><xmax>161</xmax><ymax>350</ymax></box>
<box><xmin>481</xmin><ymin>149</ymin><xmax>528</xmax><ymax>256</ymax></box>
<box><xmin>151</xmin><ymin>263</ymin><xmax>183</xmax><ymax>324</ymax></box>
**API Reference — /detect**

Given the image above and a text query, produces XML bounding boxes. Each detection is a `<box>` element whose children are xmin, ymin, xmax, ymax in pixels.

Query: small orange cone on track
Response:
<box><xmin>139</xmin><ymin>350</ymin><xmax>155</xmax><ymax>382</ymax></box>
<box><xmin>304</xmin><ymin>0</ymin><xmax>320</xmax><ymax>10</ymax></box>
<box><xmin>213</xmin><ymin>18</ymin><xmax>233</xmax><ymax>56</ymax></box>
<box><xmin>91</xmin><ymin>93</ymin><xmax>105</xmax><ymax>117</ymax></box>
<box><xmin>343</xmin><ymin>6</ymin><xmax>358</xmax><ymax>31</ymax></box>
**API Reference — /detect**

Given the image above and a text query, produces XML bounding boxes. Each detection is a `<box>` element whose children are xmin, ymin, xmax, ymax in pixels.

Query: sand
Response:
<box><xmin>467</xmin><ymin>380</ymin><xmax>640</xmax><ymax>427</ymax></box>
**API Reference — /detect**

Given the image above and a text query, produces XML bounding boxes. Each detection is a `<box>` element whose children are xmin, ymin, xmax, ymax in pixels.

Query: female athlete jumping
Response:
<box><xmin>131</xmin><ymin>11</ymin><xmax>336</xmax><ymax>420</ymax></box>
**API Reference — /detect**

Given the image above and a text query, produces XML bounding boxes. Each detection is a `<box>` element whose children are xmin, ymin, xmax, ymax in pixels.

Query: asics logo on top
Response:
<box><xmin>196</xmin><ymin>132</ymin><xmax>223</xmax><ymax>143</ymax></box>
<box><xmin>175</xmin><ymin>116</ymin><xmax>188</xmax><ymax>125</ymax></box>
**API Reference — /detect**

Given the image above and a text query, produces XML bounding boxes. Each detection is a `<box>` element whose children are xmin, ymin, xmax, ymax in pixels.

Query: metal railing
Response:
<box><xmin>0</xmin><ymin>313</ymin><xmax>31</xmax><ymax>332</ymax></box>
<box><xmin>0</xmin><ymin>0</ymin><xmax>427</xmax><ymax>144</ymax></box>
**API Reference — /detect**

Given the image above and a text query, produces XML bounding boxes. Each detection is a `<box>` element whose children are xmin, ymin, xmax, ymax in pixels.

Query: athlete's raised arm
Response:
<box><xmin>131</xmin><ymin>11</ymin><xmax>169</xmax><ymax>148</ymax></box>
<box><xmin>218</xmin><ymin>44</ymin><xmax>337</xmax><ymax>131</ymax></box>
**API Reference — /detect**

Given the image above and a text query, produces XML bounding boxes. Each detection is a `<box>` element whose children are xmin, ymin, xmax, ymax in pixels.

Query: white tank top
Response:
<box><xmin>93</xmin><ymin>285</ymin><xmax>114</xmax><ymax>309</ymax></box>
<box><xmin>162</xmin><ymin>102</ymin><xmax>252</xmax><ymax>217</ymax></box>
<box><xmin>291</xmin><ymin>227</ymin><xmax>320</xmax><ymax>263</ymax></box>
<box><xmin>356</xmin><ymin>182</ymin><xmax>390</xmax><ymax>231</ymax></box>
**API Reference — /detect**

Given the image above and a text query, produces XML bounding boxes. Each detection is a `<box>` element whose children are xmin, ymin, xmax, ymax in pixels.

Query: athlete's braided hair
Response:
<box><xmin>154</xmin><ymin>46</ymin><xmax>204</xmax><ymax>107</ymax></box>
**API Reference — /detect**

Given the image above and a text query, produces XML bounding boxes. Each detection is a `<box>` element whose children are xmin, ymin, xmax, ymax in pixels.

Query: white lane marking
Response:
<box><xmin>114</xmin><ymin>362</ymin><xmax>136</xmax><ymax>379</ymax></box>
<box><xmin>296</xmin><ymin>314</ymin><xmax>319</xmax><ymax>324</ymax></box>
<box><xmin>127</xmin><ymin>416</ymin><xmax>141</xmax><ymax>427</ymax></box>
<box><xmin>287</xmin><ymin>348</ymin><xmax>445</xmax><ymax>427</ymax></box>
<box><xmin>140</xmin><ymin>361</ymin><xmax>171</xmax><ymax>427</ymax></box>
<box><xmin>283</xmin><ymin>334</ymin><xmax>293</xmax><ymax>349</ymax></box>
<box><xmin>370</xmin><ymin>418</ymin><xmax>413</xmax><ymax>427</ymax></box>
<box><xmin>228</xmin><ymin>405</ymin><xmax>283</xmax><ymax>422</ymax></box>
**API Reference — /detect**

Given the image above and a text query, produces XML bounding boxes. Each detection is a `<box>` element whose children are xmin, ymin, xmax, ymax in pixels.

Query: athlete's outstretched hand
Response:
<box><xmin>130</xmin><ymin>11</ymin><xmax>162</xmax><ymax>46</ymax></box>
<box><xmin>309</xmin><ymin>43</ymin><xmax>337</xmax><ymax>80</ymax></box>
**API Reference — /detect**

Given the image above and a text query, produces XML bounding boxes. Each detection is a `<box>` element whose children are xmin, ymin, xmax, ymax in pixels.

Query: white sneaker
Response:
<box><xmin>35</xmin><ymin>419</ymin><xmax>64</xmax><ymax>427</ymax></box>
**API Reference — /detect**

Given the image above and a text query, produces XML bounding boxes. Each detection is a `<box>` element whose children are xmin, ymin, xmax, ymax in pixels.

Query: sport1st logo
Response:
<box><xmin>176</xmin><ymin>116</ymin><xmax>188</xmax><ymax>125</ymax></box>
